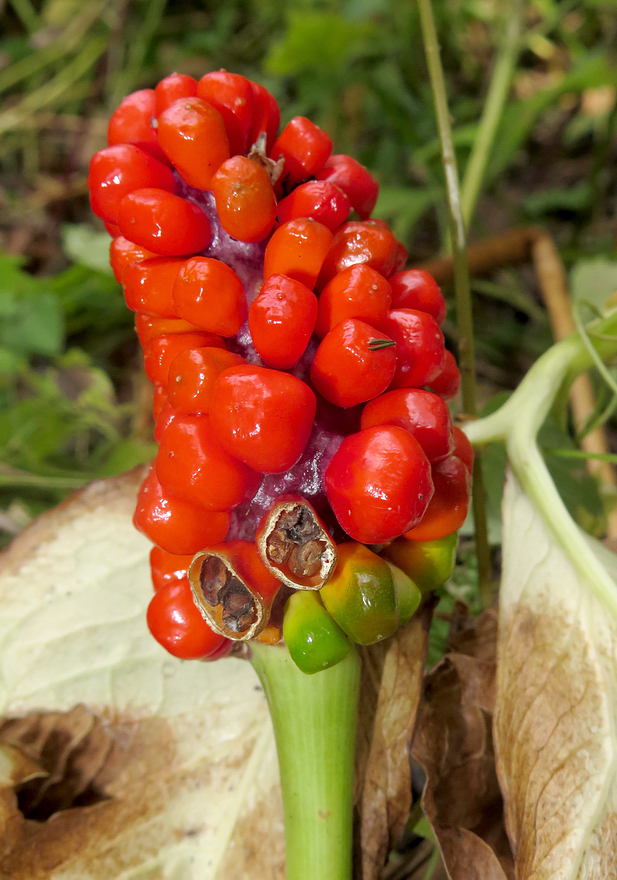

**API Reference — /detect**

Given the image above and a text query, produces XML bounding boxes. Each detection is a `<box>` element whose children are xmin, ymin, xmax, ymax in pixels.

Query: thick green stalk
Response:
<box><xmin>250</xmin><ymin>643</ymin><xmax>360</xmax><ymax>880</ymax></box>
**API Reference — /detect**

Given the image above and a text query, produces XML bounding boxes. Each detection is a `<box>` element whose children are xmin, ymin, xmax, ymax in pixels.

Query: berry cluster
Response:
<box><xmin>89</xmin><ymin>70</ymin><xmax>472</xmax><ymax>673</ymax></box>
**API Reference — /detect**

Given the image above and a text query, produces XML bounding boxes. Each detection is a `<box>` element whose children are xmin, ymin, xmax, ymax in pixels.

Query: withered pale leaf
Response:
<box><xmin>496</xmin><ymin>472</ymin><xmax>617</xmax><ymax>880</ymax></box>
<box><xmin>0</xmin><ymin>469</ymin><xmax>284</xmax><ymax>880</ymax></box>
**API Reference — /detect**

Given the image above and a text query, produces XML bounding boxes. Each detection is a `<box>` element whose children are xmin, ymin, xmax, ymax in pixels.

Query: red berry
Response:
<box><xmin>147</xmin><ymin>578</ymin><xmax>230</xmax><ymax>659</ymax></box>
<box><xmin>315</xmin><ymin>264</ymin><xmax>392</xmax><ymax>338</ymax></box>
<box><xmin>248</xmin><ymin>274</ymin><xmax>318</xmax><ymax>370</ymax></box>
<box><xmin>429</xmin><ymin>349</ymin><xmax>461</xmax><ymax>400</ymax></box>
<box><xmin>404</xmin><ymin>454</ymin><xmax>471</xmax><ymax>542</ymax></box>
<box><xmin>150</xmin><ymin>546</ymin><xmax>195</xmax><ymax>591</ymax></box>
<box><xmin>316</xmin><ymin>220</ymin><xmax>399</xmax><ymax>291</ymax></box>
<box><xmin>154</xmin><ymin>399</ymin><xmax>178</xmax><ymax>443</ymax></box>
<box><xmin>210</xmin><ymin>365</ymin><xmax>316</xmax><ymax>473</ymax></box>
<box><xmin>310</xmin><ymin>319</ymin><xmax>397</xmax><ymax>408</ymax></box>
<box><xmin>211</xmin><ymin>156</ymin><xmax>276</xmax><ymax>243</ymax></box>
<box><xmin>325</xmin><ymin>425</ymin><xmax>434</xmax><ymax>544</ymax></box>
<box><xmin>263</xmin><ymin>218</ymin><xmax>333</xmax><ymax>290</ymax></box>
<box><xmin>134</xmin><ymin>466</ymin><xmax>230</xmax><ymax>554</ymax></box>
<box><xmin>361</xmin><ymin>388</ymin><xmax>454</xmax><ymax>462</ymax></box>
<box><xmin>123</xmin><ymin>257</ymin><xmax>184</xmax><ymax>317</ymax></box>
<box><xmin>143</xmin><ymin>332</ymin><xmax>226</xmax><ymax>386</ymax></box>
<box><xmin>247</xmin><ymin>80</ymin><xmax>280</xmax><ymax>152</ymax></box>
<box><xmin>154</xmin><ymin>73</ymin><xmax>198</xmax><ymax>116</ymax></box>
<box><xmin>117</xmin><ymin>188</ymin><xmax>212</xmax><ymax>256</ymax></box>
<box><xmin>271</xmin><ymin>117</ymin><xmax>332</xmax><ymax>194</ymax></box>
<box><xmin>316</xmin><ymin>154</ymin><xmax>379</xmax><ymax>219</ymax></box>
<box><xmin>452</xmin><ymin>425</ymin><xmax>474</xmax><ymax>473</ymax></box>
<box><xmin>197</xmin><ymin>71</ymin><xmax>254</xmax><ymax>155</ymax></box>
<box><xmin>134</xmin><ymin>313</ymin><xmax>203</xmax><ymax>348</ymax></box>
<box><xmin>381</xmin><ymin>309</ymin><xmax>445</xmax><ymax>389</ymax></box>
<box><xmin>276</xmin><ymin>180</ymin><xmax>350</xmax><ymax>231</ymax></box>
<box><xmin>167</xmin><ymin>347</ymin><xmax>245</xmax><ymax>413</ymax></box>
<box><xmin>172</xmin><ymin>257</ymin><xmax>247</xmax><ymax>336</ymax></box>
<box><xmin>107</xmin><ymin>88</ymin><xmax>167</xmax><ymax>163</ymax></box>
<box><xmin>157</xmin><ymin>98</ymin><xmax>230</xmax><ymax>189</ymax></box>
<box><xmin>88</xmin><ymin>145</ymin><xmax>176</xmax><ymax>224</ymax></box>
<box><xmin>389</xmin><ymin>270</ymin><xmax>447</xmax><ymax>324</ymax></box>
<box><xmin>152</xmin><ymin>384</ymin><xmax>169</xmax><ymax>422</ymax></box>
<box><xmin>109</xmin><ymin>236</ymin><xmax>155</xmax><ymax>284</ymax></box>
<box><xmin>156</xmin><ymin>414</ymin><xmax>261</xmax><ymax>511</ymax></box>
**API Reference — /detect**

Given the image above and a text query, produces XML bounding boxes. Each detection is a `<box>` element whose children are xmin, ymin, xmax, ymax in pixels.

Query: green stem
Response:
<box><xmin>417</xmin><ymin>0</ymin><xmax>492</xmax><ymax>606</ymax></box>
<box><xmin>250</xmin><ymin>643</ymin><xmax>359</xmax><ymax>880</ymax></box>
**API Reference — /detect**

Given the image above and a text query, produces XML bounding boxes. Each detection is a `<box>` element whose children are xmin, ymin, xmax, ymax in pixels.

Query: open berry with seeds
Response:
<box><xmin>90</xmin><ymin>69</ymin><xmax>467</xmax><ymax>670</ymax></box>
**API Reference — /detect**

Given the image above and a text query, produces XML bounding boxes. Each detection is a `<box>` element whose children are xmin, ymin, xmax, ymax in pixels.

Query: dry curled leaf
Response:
<box><xmin>496</xmin><ymin>473</ymin><xmax>617</xmax><ymax>880</ymax></box>
<box><xmin>0</xmin><ymin>469</ymin><xmax>285</xmax><ymax>879</ymax></box>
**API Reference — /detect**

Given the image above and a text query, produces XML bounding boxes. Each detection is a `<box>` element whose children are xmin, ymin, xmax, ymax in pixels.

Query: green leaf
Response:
<box><xmin>265</xmin><ymin>12</ymin><xmax>376</xmax><ymax>75</ymax></box>
<box><xmin>61</xmin><ymin>224</ymin><xmax>114</xmax><ymax>276</ymax></box>
<box><xmin>570</xmin><ymin>258</ymin><xmax>617</xmax><ymax>310</ymax></box>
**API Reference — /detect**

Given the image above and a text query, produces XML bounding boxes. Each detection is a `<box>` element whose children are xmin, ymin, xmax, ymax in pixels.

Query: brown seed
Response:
<box><xmin>266</xmin><ymin>529</ymin><xmax>293</xmax><ymax>564</ymax></box>
<box><xmin>200</xmin><ymin>555</ymin><xmax>229</xmax><ymax>606</ymax></box>
<box><xmin>288</xmin><ymin>540</ymin><xmax>323</xmax><ymax>577</ymax></box>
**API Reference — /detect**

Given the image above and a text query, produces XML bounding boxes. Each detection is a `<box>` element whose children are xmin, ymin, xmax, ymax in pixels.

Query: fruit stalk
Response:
<box><xmin>250</xmin><ymin>642</ymin><xmax>360</xmax><ymax>880</ymax></box>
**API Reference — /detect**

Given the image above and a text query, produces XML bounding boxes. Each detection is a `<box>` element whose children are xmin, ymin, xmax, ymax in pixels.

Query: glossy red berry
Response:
<box><xmin>310</xmin><ymin>319</ymin><xmax>397</xmax><ymax>408</ymax></box>
<box><xmin>452</xmin><ymin>425</ymin><xmax>474</xmax><ymax>473</ymax></box>
<box><xmin>172</xmin><ymin>257</ymin><xmax>247</xmax><ymax>336</ymax></box>
<box><xmin>316</xmin><ymin>220</ymin><xmax>399</xmax><ymax>290</ymax></box>
<box><xmin>325</xmin><ymin>425</ymin><xmax>434</xmax><ymax>544</ymax></box>
<box><xmin>147</xmin><ymin>578</ymin><xmax>230</xmax><ymax>659</ymax></box>
<box><xmin>361</xmin><ymin>388</ymin><xmax>454</xmax><ymax>462</ymax></box>
<box><xmin>143</xmin><ymin>331</ymin><xmax>226</xmax><ymax>386</ymax></box>
<box><xmin>150</xmin><ymin>546</ymin><xmax>195</xmax><ymax>591</ymax></box>
<box><xmin>247</xmin><ymin>80</ymin><xmax>280</xmax><ymax>152</ymax></box>
<box><xmin>123</xmin><ymin>257</ymin><xmax>184</xmax><ymax>317</ymax></box>
<box><xmin>315</xmin><ymin>264</ymin><xmax>392</xmax><ymax>338</ymax></box>
<box><xmin>429</xmin><ymin>349</ymin><xmax>461</xmax><ymax>400</ymax></box>
<box><xmin>117</xmin><ymin>188</ymin><xmax>212</xmax><ymax>256</ymax></box>
<box><xmin>167</xmin><ymin>347</ymin><xmax>245</xmax><ymax>413</ymax></box>
<box><xmin>316</xmin><ymin>154</ymin><xmax>379</xmax><ymax>219</ymax></box>
<box><xmin>88</xmin><ymin>145</ymin><xmax>176</xmax><ymax>224</ymax></box>
<box><xmin>263</xmin><ymin>218</ymin><xmax>333</xmax><ymax>290</ymax></box>
<box><xmin>107</xmin><ymin>88</ymin><xmax>167</xmax><ymax>163</ymax></box>
<box><xmin>157</xmin><ymin>98</ymin><xmax>230</xmax><ymax>190</ymax></box>
<box><xmin>197</xmin><ymin>71</ymin><xmax>254</xmax><ymax>155</ymax></box>
<box><xmin>134</xmin><ymin>313</ymin><xmax>202</xmax><ymax>348</ymax></box>
<box><xmin>381</xmin><ymin>309</ymin><xmax>445</xmax><ymax>389</ymax></box>
<box><xmin>404</xmin><ymin>454</ymin><xmax>471</xmax><ymax>542</ymax></box>
<box><xmin>152</xmin><ymin>384</ymin><xmax>169</xmax><ymax>422</ymax></box>
<box><xmin>134</xmin><ymin>466</ymin><xmax>230</xmax><ymax>554</ymax></box>
<box><xmin>271</xmin><ymin>117</ymin><xmax>332</xmax><ymax>194</ymax></box>
<box><xmin>154</xmin><ymin>73</ymin><xmax>198</xmax><ymax>116</ymax></box>
<box><xmin>210</xmin><ymin>365</ymin><xmax>317</xmax><ymax>473</ymax></box>
<box><xmin>109</xmin><ymin>236</ymin><xmax>155</xmax><ymax>284</ymax></box>
<box><xmin>276</xmin><ymin>180</ymin><xmax>350</xmax><ymax>231</ymax></box>
<box><xmin>211</xmin><ymin>156</ymin><xmax>277</xmax><ymax>243</ymax></box>
<box><xmin>248</xmin><ymin>274</ymin><xmax>318</xmax><ymax>369</ymax></box>
<box><xmin>389</xmin><ymin>270</ymin><xmax>447</xmax><ymax>324</ymax></box>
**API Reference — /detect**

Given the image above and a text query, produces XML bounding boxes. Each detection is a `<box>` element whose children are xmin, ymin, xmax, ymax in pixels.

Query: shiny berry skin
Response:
<box><xmin>107</xmin><ymin>88</ymin><xmax>167</xmax><ymax>163</ymax></box>
<box><xmin>381</xmin><ymin>309</ymin><xmax>445</xmax><ymax>389</ymax></box>
<box><xmin>167</xmin><ymin>347</ymin><xmax>245</xmax><ymax>413</ymax></box>
<box><xmin>154</xmin><ymin>73</ymin><xmax>198</xmax><ymax>116</ymax></box>
<box><xmin>147</xmin><ymin>578</ymin><xmax>230</xmax><ymax>659</ymax></box>
<box><xmin>429</xmin><ymin>349</ymin><xmax>461</xmax><ymax>400</ymax></box>
<box><xmin>117</xmin><ymin>188</ymin><xmax>212</xmax><ymax>256</ymax></box>
<box><xmin>316</xmin><ymin>220</ymin><xmax>399</xmax><ymax>291</ymax></box>
<box><xmin>134</xmin><ymin>313</ymin><xmax>202</xmax><ymax>348</ymax></box>
<box><xmin>389</xmin><ymin>270</ymin><xmax>447</xmax><ymax>324</ymax></box>
<box><xmin>315</xmin><ymin>264</ymin><xmax>392</xmax><ymax>338</ymax></box>
<box><xmin>310</xmin><ymin>319</ymin><xmax>397</xmax><ymax>408</ymax></box>
<box><xmin>271</xmin><ymin>117</ymin><xmax>332</xmax><ymax>194</ymax></box>
<box><xmin>316</xmin><ymin>154</ymin><xmax>379</xmax><ymax>219</ymax></box>
<box><xmin>152</xmin><ymin>384</ymin><xmax>169</xmax><ymax>422</ymax></box>
<box><xmin>247</xmin><ymin>80</ymin><xmax>280</xmax><ymax>152</ymax></box>
<box><xmin>123</xmin><ymin>256</ymin><xmax>184</xmax><ymax>317</ymax></box>
<box><xmin>452</xmin><ymin>425</ymin><xmax>474</xmax><ymax>473</ymax></box>
<box><xmin>263</xmin><ymin>218</ymin><xmax>333</xmax><ymax>290</ymax></box>
<box><xmin>211</xmin><ymin>156</ymin><xmax>277</xmax><ymax>243</ymax></box>
<box><xmin>276</xmin><ymin>180</ymin><xmax>350</xmax><ymax>231</ymax></box>
<box><xmin>109</xmin><ymin>236</ymin><xmax>155</xmax><ymax>284</ymax></box>
<box><xmin>143</xmin><ymin>331</ymin><xmax>225</xmax><ymax>386</ymax></box>
<box><xmin>248</xmin><ymin>274</ymin><xmax>318</xmax><ymax>370</ymax></box>
<box><xmin>156</xmin><ymin>414</ymin><xmax>261</xmax><ymax>511</ymax></box>
<box><xmin>361</xmin><ymin>388</ymin><xmax>454</xmax><ymax>462</ymax></box>
<box><xmin>150</xmin><ymin>546</ymin><xmax>194</xmax><ymax>591</ymax></box>
<box><xmin>324</xmin><ymin>425</ymin><xmax>434</xmax><ymax>544</ymax></box>
<box><xmin>404</xmin><ymin>454</ymin><xmax>471</xmax><ymax>542</ymax></box>
<box><xmin>154</xmin><ymin>399</ymin><xmax>178</xmax><ymax>443</ymax></box>
<box><xmin>134</xmin><ymin>466</ymin><xmax>230</xmax><ymax>554</ymax></box>
<box><xmin>88</xmin><ymin>145</ymin><xmax>176</xmax><ymax>224</ymax></box>
<box><xmin>197</xmin><ymin>71</ymin><xmax>254</xmax><ymax>155</ymax></box>
<box><xmin>173</xmin><ymin>257</ymin><xmax>247</xmax><ymax>336</ymax></box>
<box><xmin>210</xmin><ymin>365</ymin><xmax>317</xmax><ymax>473</ymax></box>
<box><xmin>157</xmin><ymin>98</ymin><xmax>230</xmax><ymax>190</ymax></box>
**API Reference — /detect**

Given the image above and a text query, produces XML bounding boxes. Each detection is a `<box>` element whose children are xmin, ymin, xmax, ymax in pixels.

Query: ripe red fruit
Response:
<box><xmin>197</xmin><ymin>71</ymin><xmax>254</xmax><ymax>155</ymax></box>
<box><xmin>156</xmin><ymin>414</ymin><xmax>261</xmax><ymax>511</ymax></box>
<box><xmin>154</xmin><ymin>73</ymin><xmax>198</xmax><ymax>116</ymax></box>
<box><xmin>381</xmin><ymin>309</ymin><xmax>445</xmax><ymax>389</ymax></box>
<box><xmin>107</xmin><ymin>88</ymin><xmax>167</xmax><ymax>163</ymax></box>
<box><xmin>452</xmin><ymin>425</ymin><xmax>474</xmax><ymax>473</ymax></box>
<box><xmin>109</xmin><ymin>236</ymin><xmax>155</xmax><ymax>284</ymax></box>
<box><xmin>152</xmin><ymin>384</ymin><xmax>169</xmax><ymax>422</ymax></box>
<box><xmin>361</xmin><ymin>388</ymin><xmax>454</xmax><ymax>462</ymax></box>
<box><xmin>429</xmin><ymin>349</ymin><xmax>461</xmax><ymax>400</ymax></box>
<box><xmin>316</xmin><ymin>154</ymin><xmax>379</xmax><ymax>219</ymax></box>
<box><xmin>325</xmin><ymin>425</ymin><xmax>434</xmax><ymax>544</ymax></box>
<box><xmin>143</xmin><ymin>332</ymin><xmax>226</xmax><ymax>386</ymax></box>
<box><xmin>117</xmin><ymin>188</ymin><xmax>212</xmax><ymax>256</ymax></box>
<box><xmin>271</xmin><ymin>117</ymin><xmax>332</xmax><ymax>194</ymax></box>
<box><xmin>263</xmin><ymin>218</ymin><xmax>333</xmax><ymax>290</ymax></box>
<box><xmin>210</xmin><ymin>365</ymin><xmax>317</xmax><ymax>473</ymax></box>
<box><xmin>389</xmin><ymin>269</ymin><xmax>447</xmax><ymax>324</ymax></box>
<box><xmin>88</xmin><ymin>145</ymin><xmax>176</xmax><ymax>224</ymax></box>
<box><xmin>134</xmin><ymin>313</ymin><xmax>202</xmax><ymax>348</ymax></box>
<box><xmin>310</xmin><ymin>319</ymin><xmax>397</xmax><ymax>408</ymax></box>
<box><xmin>123</xmin><ymin>257</ymin><xmax>184</xmax><ymax>317</ymax></box>
<box><xmin>211</xmin><ymin>156</ymin><xmax>277</xmax><ymax>243</ymax></box>
<box><xmin>404</xmin><ymin>454</ymin><xmax>471</xmax><ymax>542</ymax></box>
<box><xmin>149</xmin><ymin>546</ymin><xmax>195</xmax><ymax>591</ymax></box>
<box><xmin>317</xmin><ymin>220</ymin><xmax>399</xmax><ymax>290</ymax></box>
<box><xmin>315</xmin><ymin>264</ymin><xmax>392</xmax><ymax>339</ymax></box>
<box><xmin>276</xmin><ymin>180</ymin><xmax>350</xmax><ymax>231</ymax></box>
<box><xmin>167</xmin><ymin>347</ymin><xmax>245</xmax><ymax>414</ymax></box>
<box><xmin>248</xmin><ymin>274</ymin><xmax>318</xmax><ymax>369</ymax></box>
<box><xmin>134</xmin><ymin>466</ymin><xmax>230</xmax><ymax>554</ymax></box>
<box><xmin>147</xmin><ymin>578</ymin><xmax>230</xmax><ymax>659</ymax></box>
<box><xmin>157</xmin><ymin>98</ymin><xmax>230</xmax><ymax>189</ymax></box>
<box><xmin>172</xmin><ymin>257</ymin><xmax>247</xmax><ymax>336</ymax></box>
<box><xmin>247</xmin><ymin>80</ymin><xmax>280</xmax><ymax>152</ymax></box>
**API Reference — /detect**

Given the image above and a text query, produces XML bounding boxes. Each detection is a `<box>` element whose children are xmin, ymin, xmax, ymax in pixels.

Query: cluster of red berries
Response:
<box><xmin>88</xmin><ymin>70</ymin><xmax>472</xmax><ymax>670</ymax></box>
